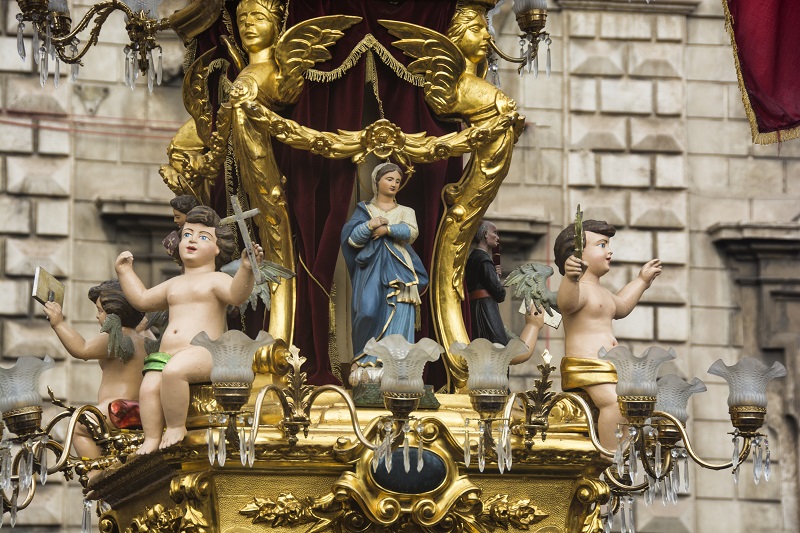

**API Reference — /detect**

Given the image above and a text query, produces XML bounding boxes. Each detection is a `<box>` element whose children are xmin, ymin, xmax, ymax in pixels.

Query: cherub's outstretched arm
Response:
<box><xmin>218</xmin><ymin>244</ymin><xmax>265</xmax><ymax>306</ymax></box>
<box><xmin>43</xmin><ymin>302</ymin><xmax>107</xmax><ymax>361</ymax></box>
<box><xmin>612</xmin><ymin>259</ymin><xmax>662</xmax><ymax>318</ymax></box>
<box><xmin>115</xmin><ymin>251</ymin><xmax>170</xmax><ymax>312</ymax></box>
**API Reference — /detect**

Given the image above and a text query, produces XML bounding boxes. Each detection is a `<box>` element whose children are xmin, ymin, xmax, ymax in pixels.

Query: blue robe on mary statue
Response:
<box><xmin>341</xmin><ymin>201</ymin><xmax>428</xmax><ymax>365</ymax></box>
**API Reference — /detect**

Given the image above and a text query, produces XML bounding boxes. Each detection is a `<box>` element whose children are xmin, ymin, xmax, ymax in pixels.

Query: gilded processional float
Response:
<box><xmin>0</xmin><ymin>1</ymin><xmax>787</xmax><ymax>532</ymax></box>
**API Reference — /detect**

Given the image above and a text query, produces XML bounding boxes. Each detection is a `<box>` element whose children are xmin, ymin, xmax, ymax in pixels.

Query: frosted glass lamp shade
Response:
<box><xmin>655</xmin><ymin>375</ymin><xmax>707</xmax><ymax>423</ymax></box>
<box><xmin>0</xmin><ymin>355</ymin><xmax>55</xmax><ymax>413</ymax></box>
<box><xmin>364</xmin><ymin>335</ymin><xmax>443</xmax><ymax>394</ymax></box>
<box><xmin>600</xmin><ymin>346</ymin><xmax>676</xmax><ymax>397</ymax></box>
<box><xmin>707</xmin><ymin>357</ymin><xmax>786</xmax><ymax>408</ymax></box>
<box><xmin>513</xmin><ymin>0</ymin><xmax>548</xmax><ymax>14</ymax></box>
<box><xmin>450</xmin><ymin>338</ymin><xmax>529</xmax><ymax>391</ymax></box>
<box><xmin>192</xmin><ymin>330</ymin><xmax>275</xmax><ymax>385</ymax></box>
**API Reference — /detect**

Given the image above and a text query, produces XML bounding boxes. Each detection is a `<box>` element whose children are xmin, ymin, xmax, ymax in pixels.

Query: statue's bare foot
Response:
<box><xmin>159</xmin><ymin>426</ymin><xmax>187</xmax><ymax>449</ymax></box>
<box><xmin>136</xmin><ymin>438</ymin><xmax>161</xmax><ymax>455</ymax></box>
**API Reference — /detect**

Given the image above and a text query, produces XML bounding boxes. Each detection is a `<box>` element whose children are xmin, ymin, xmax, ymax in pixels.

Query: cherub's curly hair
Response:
<box><xmin>88</xmin><ymin>280</ymin><xmax>144</xmax><ymax>328</ymax></box>
<box><xmin>181</xmin><ymin>206</ymin><xmax>237</xmax><ymax>270</ymax></box>
<box><xmin>169</xmin><ymin>194</ymin><xmax>200</xmax><ymax>215</ymax></box>
<box><xmin>553</xmin><ymin>220</ymin><xmax>616</xmax><ymax>276</ymax></box>
<box><xmin>446</xmin><ymin>6</ymin><xmax>484</xmax><ymax>44</ymax></box>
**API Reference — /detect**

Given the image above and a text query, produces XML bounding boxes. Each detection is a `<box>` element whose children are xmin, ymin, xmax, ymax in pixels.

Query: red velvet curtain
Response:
<box><xmin>725</xmin><ymin>0</ymin><xmax>800</xmax><ymax>142</ymax></box>
<box><xmin>277</xmin><ymin>0</ymin><xmax>461</xmax><ymax>387</ymax></box>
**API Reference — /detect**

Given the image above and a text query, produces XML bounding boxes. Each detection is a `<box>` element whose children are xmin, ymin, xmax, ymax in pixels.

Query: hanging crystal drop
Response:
<box><xmin>614</xmin><ymin>426</ymin><xmax>625</xmax><ymax>476</ymax></box>
<box><xmin>70</xmin><ymin>42</ymin><xmax>80</xmax><ymax>83</ymax></box>
<box><xmin>765</xmin><ymin>447</ymin><xmax>771</xmax><ymax>482</ymax></box>
<box><xmin>81</xmin><ymin>498</ymin><xmax>92</xmax><ymax>533</ymax></box>
<box><xmin>754</xmin><ymin>436</ymin><xmax>763</xmax><ymax>484</ymax></box>
<box><xmin>464</xmin><ymin>425</ymin><xmax>471</xmax><ymax>467</ymax></box>
<box><xmin>33</xmin><ymin>29</ymin><xmax>40</xmax><ymax>65</ymax></box>
<box><xmin>672</xmin><ymin>450</ymin><xmax>680</xmax><ymax>491</ymax></box>
<box><xmin>664</xmin><ymin>476</ymin><xmax>673</xmax><ymax>505</ymax></box>
<box><xmin>39</xmin><ymin>46</ymin><xmax>48</xmax><ymax>87</ymax></box>
<box><xmin>239</xmin><ymin>427</ymin><xmax>247</xmax><ymax>466</ymax></box>
<box><xmin>545</xmin><ymin>38</ymin><xmax>552</xmax><ymax>78</ymax></box>
<box><xmin>217</xmin><ymin>427</ymin><xmax>226</xmax><ymax>466</ymax></box>
<box><xmin>207</xmin><ymin>427</ymin><xmax>216</xmax><ymax>465</ymax></box>
<box><xmin>661</xmin><ymin>479</ymin><xmax>668</xmax><ymax>506</ymax></box>
<box><xmin>654</xmin><ymin>432</ymin><xmax>662</xmax><ymax>478</ymax></box>
<box><xmin>19</xmin><ymin>446</ymin><xmax>31</xmax><ymax>490</ymax></box>
<box><xmin>643</xmin><ymin>477</ymin><xmax>653</xmax><ymax>506</ymax></box>
<box><xmin>39</xmin><ymin>435</ymin><xmax>49</xmax><ymax>485</ymax></box>
<box><xmin>10</xmin><ymin>483</ymin><xmax>18</xmax><ymax>527</ymax></box>
<box><xmin>156</xmin><ymin>46</ymin><xmax>163</xmax><ymax>85</ymax></box>
<box><xmin>17</xmin><ymin>18</ymin><xmax>26</xmax><ymax>61</ymax></box>
<box><xmin>604</xmin><ymin>513</ymin><xmax>611</xmax><ymax>533</ymax></box>
<box><xmin>417</xmin><ymin>428</ymin><xmax>424</xmax><ymax>472</ymax></box>
<box><xmin>45</xmin><ymin>16</ymin><xmax>52</xmax><ymax>59</ymax></box>
<box><xmin>385</xmin><ymin>441</ymin><xmax>393</xmax><ymax>473</ymax></box>
<box><xmin>608</xmin><ymin>498</ymin><xmax>615</xmax><ymax>532</ymax></box>
<box><xmin>527</xmin><ymin>41</ymin><xmax>533</xmax><ymax>74</ymax></box>
<box><xmin>681</xmin><ymin>450</ymin><xmax>689</xmax><ymax>492</ymax></box>
<box><xmin>53</xmin><ymin>57</ymin><xmax>60</xmax><ymax>88</ymax></box>
<box><xmin>371</xmin><ymin>443</ymin><xmax>381</xmax><ymax>472</ymax></box>
<box><xmin>403</xmin><ymin>422</ymin><xmax>411</xmax><ymax>473</ymax></box>
<box><xmin>0</xmin><ymin>439</ymin><xmax>11</xmax><ymax>491</ymax></box>
<box><xmin>248</xmin><ymin>428</ymin><xmax>256</xmax><ymax>467</ymax></box>
<box><xmin>519</xmin><ymin>38</ymin><xmax>525</xmax><ymax>62</ymax></box>
<box><xmin>533</xmin><ymin>53</ymin><xmax>539</xmax><ymax>78</ymax></box>
<box><xmin>477</xmin><ymin>422</ymin><xmax>486</xmax><ymax>472</ymax></box>
<box><xmin>629</xmin><ymin>427</ymin><xmax>639</xmax><ymax>483</ymax></box>
<box><xmin>147</xmin><ymin>49</ymin><xmax>155</xmax><ymax>92</ymax></box>
<box><xmin>731</xmin><ymin>434</ymin><xmax>740</xmax><ymax>474</ymax></box>
<box><xmin>627</xmin><ymin>495</ymin><xmax>636</xmax><ymax>533</ymax></box>
<box><xmin>620</xmin><ymin>497</ymin><xmax>628</xmax><ymax>533</ymax></box>
<box><xmin>504</xmin><ymin>423</ymin><xmax>513</xmax><ymax>471</ymax></box>
<box><xmin>733</xmin><ymin>465</ymin><xmax>740</xmax><ymax>484</ymax></box>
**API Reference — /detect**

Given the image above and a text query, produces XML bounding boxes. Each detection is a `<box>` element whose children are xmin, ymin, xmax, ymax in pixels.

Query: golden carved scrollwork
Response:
<box><xmin>239</xmin><ymin>490</ymin><xmax>547</xmax><ymax>532</ymax></box>
<box><xmin>125</xmin><ymin>472</ymin><xmax>213</xmax><ymax>533</ymax></box>
<box><xmin>568</xmin><ymin>478</ymin><xmax>609</xmax><ymax>533</ymax></box>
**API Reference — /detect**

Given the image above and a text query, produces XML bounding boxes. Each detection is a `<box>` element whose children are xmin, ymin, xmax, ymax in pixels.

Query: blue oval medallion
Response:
<box><xmin>371</xmin><ymin>449</ymin><xmax>447</xmax><ymax>494</ymax></box>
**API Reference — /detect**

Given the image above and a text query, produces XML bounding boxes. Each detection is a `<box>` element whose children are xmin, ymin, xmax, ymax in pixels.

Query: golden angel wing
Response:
<box><xmin>274</xmin><ymin>15</ymin><xmax>362</xmax><ymax>100</ymax></box>
<box><xmin>378</xmin><ymin>20</ymin><xmax>465</xmax><ymax>115</ymax></box>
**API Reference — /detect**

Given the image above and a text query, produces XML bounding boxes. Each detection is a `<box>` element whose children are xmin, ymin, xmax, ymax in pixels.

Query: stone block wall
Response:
<box><xmin>495</xmin><ymin>1</ymin><xmax>797</xmax><ymax>532</ymax></box>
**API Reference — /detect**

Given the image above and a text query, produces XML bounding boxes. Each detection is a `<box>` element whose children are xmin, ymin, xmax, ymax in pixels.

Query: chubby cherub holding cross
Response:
<box><xmin>115</xmin><ymin>205</ymin><xmax>263</xmax><ymax>454</ymax></box>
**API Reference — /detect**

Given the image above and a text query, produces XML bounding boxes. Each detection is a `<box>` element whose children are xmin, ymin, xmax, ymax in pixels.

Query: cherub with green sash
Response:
<box><xmin>116</xmin><ymin>206</ymin><xmax>264</xmax><ymax>454</ymax></box>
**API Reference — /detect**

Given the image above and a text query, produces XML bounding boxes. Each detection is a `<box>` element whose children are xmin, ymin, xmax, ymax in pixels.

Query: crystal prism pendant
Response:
<box><xmin>81</xmin><ymin>499</ymin><xmax>92</xmax><ymax>533</ymax></box>
<box><xmin>217</xmin><ymin>427</ymin><xmax>226</xmax><ymax>466</ymax></box>
<box><xmin>417</xmin><ymin>431</ymin><xmax>424</xmax><ymax>472</ymax></box>
<box><xmin>17</xmin><ymin>19</ymin><xmax>26</xmax><ymax>61</ymax></box>
<box><xmin>239</xmin><ymin>427</ymin><xmax>247</xmax><ymax>466</ymax></box>
<box><xmin>39</xmin><ymin>434</ymin><xmax>49</xmax><ymax>485</ymax></box>
<box><xmin>207</xmin><ymin>426</ymin><xmax>216</xmax><ymax>465</ymax></box>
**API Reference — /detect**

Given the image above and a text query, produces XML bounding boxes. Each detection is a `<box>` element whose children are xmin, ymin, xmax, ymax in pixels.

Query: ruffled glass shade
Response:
<box><xmin>655</xmin><ymin>375</ymin><xmax>707</xmax><ymax>423</ymax></box>
<box><xmin>192</xmin><ymin>330</ymin><xmax>275</xmax><ymax>384</ymax></box>
<box><xmin>0</xmin><ymin>356</ymin><xmax>55</xmax><ymax>413</ymax></box>
<box><xmin>600</xmin><ymin>346</ymin><xmax>676</xmax><ymax>397</ymax></box>
<box><xmin>363</xmin><ymin>335</ymin><xmax>442</xmax><ymax>394</ymax></box>
<box><xmin>450</xmin><ymin>338</ymin><xmax>529</xmax><ymax>391</ymax></box>
<box><xmin>707</xmin><ymin>357</ymin><xmax>786</xmax><ymax>408</ymax></box>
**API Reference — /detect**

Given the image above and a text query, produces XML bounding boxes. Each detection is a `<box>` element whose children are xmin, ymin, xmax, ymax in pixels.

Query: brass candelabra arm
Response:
<box><xmin>305</xmin><ymin>385</ymin><xmax>378</xmax><ymax>452</ymax></box>
<box><xmin>546</xmin><ymin>393</ymin><xmax>616</xmax><ymax>458</ymax></box>
<box><xmin>603</xmin><ymin>466</ymin><xmax>649</xmax><ymax>493</ymax></box>
<box><xmin>45</xmin><ymin>405</ymin><xmax>109</xmax><ymax>476</ymax></box>
<box><xmin>250</xmin><ymin>383</ymin><xmax>299</xmax><ymax>446</ymax></box>
<box><xmin>638</xmin><ymin>440</ymin><xmax>675</xmax><ymax>482</ymax></box>
<box><xmin>651</xmin><ymin>411</ymin><xmax>753</xmax><ymax>471</ymax></box>
<box><xmin>489</xmin><ymin>37</ymin><xmax>527</xmax><ymax>64</ymax></box>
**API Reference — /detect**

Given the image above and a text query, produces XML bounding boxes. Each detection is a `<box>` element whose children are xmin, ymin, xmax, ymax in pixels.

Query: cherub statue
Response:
<box><xmin>43</xmin><ymin>280</ymin><xmax>148</xmax><ymax>459</ymax></box>
<box><xmin>554</xmin><ymin>219</ymin><xmax>662</xmax><ymax>449</ymax></box>
<box><xmin>115</xmin><ymin>206</ymin><xmax>264</xmax><ymax>453</ymax></box>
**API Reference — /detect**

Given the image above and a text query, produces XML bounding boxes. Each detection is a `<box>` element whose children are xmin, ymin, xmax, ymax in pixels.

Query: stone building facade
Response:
<box><xmin>0</xmin><ymin>0</ymin><xmax>797</xmax><ymax>531</ymax></box>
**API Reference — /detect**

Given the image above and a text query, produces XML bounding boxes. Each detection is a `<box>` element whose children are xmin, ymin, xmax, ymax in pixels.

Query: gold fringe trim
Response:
<box><xmin>296</xmin><ymin>253</ymin><xmax>342</xmax><ymax>384</ymax></box>
<box><xmin>722</xmin><ymin>0</ymin><xmax>800</xmax><ymax>145</ymax></box>
<box><xmin>305</xmin><ymin>34</ymin><xmax>424</xmax><ymax>87</ymax></box>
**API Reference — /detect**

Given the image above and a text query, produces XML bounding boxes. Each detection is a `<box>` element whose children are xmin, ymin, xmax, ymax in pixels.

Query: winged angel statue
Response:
<box><xmin>161</xmin><ymin>1</ymin><xmax>360</xmax><ymax>343</ymax></box>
